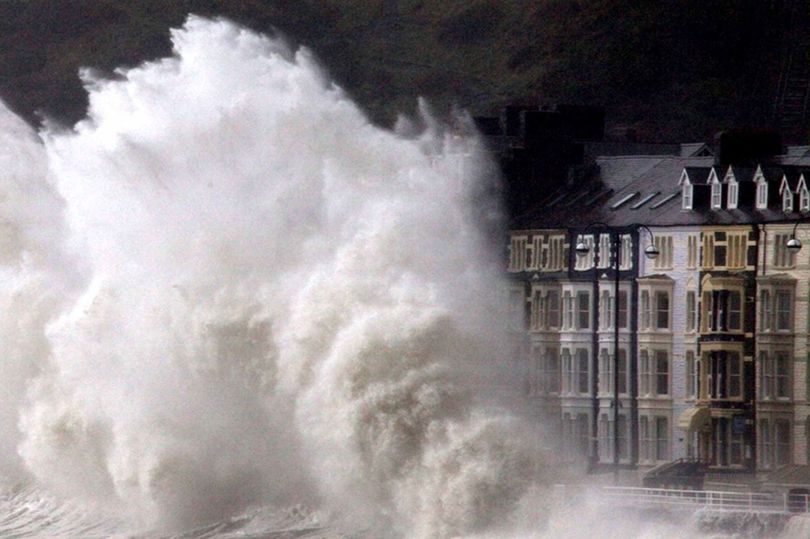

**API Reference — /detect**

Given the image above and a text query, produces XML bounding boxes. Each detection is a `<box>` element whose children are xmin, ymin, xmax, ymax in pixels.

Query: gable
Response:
<box><xmin>780</xmin><ymin>176</ymin><xmax>792</xmax><ymax>194</ymax></box>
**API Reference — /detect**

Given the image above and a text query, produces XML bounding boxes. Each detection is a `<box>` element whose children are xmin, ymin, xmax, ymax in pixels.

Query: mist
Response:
<box><xmin>0</xmin><ymin>15</ymin><xmax>548</xmax><ymax>538</ymax></box>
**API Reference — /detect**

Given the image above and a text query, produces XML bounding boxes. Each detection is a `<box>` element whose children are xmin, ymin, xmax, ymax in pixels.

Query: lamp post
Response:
<box><xmin>788</xmin><ymin>222</ymin><xmax>803</xmax><ymax>254</ymax></box>
<box><xmin>575</xmin><ymin>224</ymin><xmax>658</xmax><ymax>478</ymax></box>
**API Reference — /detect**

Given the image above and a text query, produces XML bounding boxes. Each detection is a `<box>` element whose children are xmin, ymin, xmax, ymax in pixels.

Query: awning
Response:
<box><xmin>677</xmin><ymin>406</ymin><xmax>711</xmax><ymax>431</ymax></box>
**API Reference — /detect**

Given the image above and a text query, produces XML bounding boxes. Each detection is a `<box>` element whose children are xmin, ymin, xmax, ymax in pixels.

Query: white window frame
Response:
<box><xmin>756</xmin><ymin>181</ymin><xmax>768</xmax><ymax>209</ymax></box>
<box><xmin>757</xmin><ymin>349</ymin><xmax>789</xmax><ymax>402</ymax></box>
<box><xmin>654</xmin><ymin>290</ymin><xmax>670</xmax><ymax>330</ymax></box>
<box><xmin>576</xmin><ymin>348</ymin><xmax>590</xmax><ymax>395</ymax></box>
<box><xmin>783</xmin><ymin>187</ymin><xmax>794</xmax><ymax>212</ymax></box>
<box><xmin>508</xmin><ymin>235</ymin><xmax>528</xmax><ymax>272</ymax></box>
<box><xmin>687</xmin><ymin>235</ymin><xmax>698</xmax><ymax>268</ymax></box>
<box><xmin>619</xmin><ymin>234</ymin><xmax>633</xmax><ymax>270</ymax></box>
<box><xmin>597</xmin><ymin>234</ymin><xmax>612</xmax><ymax>269</ymax></box>
<box><xmin>576</xmin><ymin>290</ymin><xmax>591</xmax><ymax>330</ymax></box>
<box><xmin>682</xmin><ymin>183</ymin><xmax>693</xmax><ymax>210</ymax></box>
<box><xmin>653</xmin><ymin>235</ymin><xmax>674</xmax><ymax>270</ymax></box>
<box><xmin>775</xmin><ymin>289</ymin><xmax>793</xmax><ymax>331</ymax></box>
<box><xmin>727</xmin><ymin>181</ymin><xmax>739</xmax><ymax>209</ymax></box>
<box><xmin>773</xmin><ymin>233</ymin><xmax>796</xmax><ymax>268</ymax></box>
<box><xmin>711</xmin><ymin>181</ymin><xmax>723</xmax><ymax>209</ymax></box>
<box><xmin>640</xmin><ymin>290</ymin><xmax>651</xmax><ymax>330</ymax></box>
<box><xmin>727</xmin><ymin>232</ymin><xmax>747</xmax><ymax>269</ymax></box>
<box><xmin>654</xmin><ymin>349</ymin><xmax>670</xmax><ymax>396</ymax></box>
<box><xmin>544</xmin><ymin>234</ymin><xmax>567</xmax><ymax>271</ymax></box>
<box><xmin>775</xmin><ymin>350</ymin><xmax>791</xmax><ymax>399</ymax></box>
<box><xmin>800</xmin><ymin>176</ymin><xmax>810</xmax><ymax>211</ymax></box>
<box><xmin>686</xmin><ymin>291</ymin><xmax>697</xmax><ymax>333</ymax></box>
<box><xmin>686</xmin><ymin>350</ymin><xmax>698</xmax><ymax>399</ymax></box>
<box><xmin>546</xmin><ymin>289</ymin><xmax>561</xmax><ymax>329</ymax></box>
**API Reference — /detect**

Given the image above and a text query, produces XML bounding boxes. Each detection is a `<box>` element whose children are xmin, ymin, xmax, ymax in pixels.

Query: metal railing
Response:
<box><xmin>601</xmin><ymin>486</ymin><xmax>810</xmax><ymax>514</ymax></box>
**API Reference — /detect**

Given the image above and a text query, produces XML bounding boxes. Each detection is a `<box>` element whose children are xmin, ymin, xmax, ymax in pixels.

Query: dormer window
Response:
<box><xmin>727</xmin><ymin>181</ymin><xmax>739</xmax><ymax>209</ymax></box>
<box><xmin>800</xmin><ymin>176</ymin><xmax>809</xmax><ymax>212</ymax></box>
<box><xmin>682</xmin><ymin>184</ymin><xmax>693</xmax><ymax>209</ymax></box>
<box><xmin>756</xmin><ymin>182</ymin><xmax>768</xmax><ymax>209</ymax></box>
<box><xmin>783</xmin><ymin>188</ymin><xmax>794</xmax><ymax>212</ymax></box>
<box><xmin>711</xmin><ymin>182</ymin><xmax>722</xmax><ymax>209</ymax></box>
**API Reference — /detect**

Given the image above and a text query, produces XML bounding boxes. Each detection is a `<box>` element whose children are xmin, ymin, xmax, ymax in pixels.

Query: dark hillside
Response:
<box><xmin>0</xmin><ymin>1</ymin><xmax>799</xmax><ymax>142</ymax></box>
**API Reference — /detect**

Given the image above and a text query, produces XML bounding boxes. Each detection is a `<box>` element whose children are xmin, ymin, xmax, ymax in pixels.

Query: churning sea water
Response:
<box><xmin>0</xmin><ymin>15</ymin><xmax>542</xmax><ymax>539</ymax></box>
<box><xmin>2</xmin><ymin>14</ymin><xmax>806</xmax><ymax>539</ymax></box>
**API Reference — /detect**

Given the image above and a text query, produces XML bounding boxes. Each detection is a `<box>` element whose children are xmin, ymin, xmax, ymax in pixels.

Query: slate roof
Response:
<box><xmin>680</xmin><ymin>143</ymin><xmax>713</xmax><ymax>157</ymax></box>
<box><xmin>510</xmin><ymin>151</ymin><xmax>810</xmax><ymax>230</ymax></box>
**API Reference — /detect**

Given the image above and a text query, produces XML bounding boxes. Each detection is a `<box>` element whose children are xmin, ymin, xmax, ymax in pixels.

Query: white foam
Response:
<box><xmin>0</xmin><ymin>15</ymin><xmax>541</xmax><ymax>537</ymax></box>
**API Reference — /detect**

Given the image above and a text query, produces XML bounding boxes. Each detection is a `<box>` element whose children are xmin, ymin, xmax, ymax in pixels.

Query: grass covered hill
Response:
<box><xmin>0</xmin><ymin>0</ymin><xmax>797</xmax><ymax>142</ymax></box>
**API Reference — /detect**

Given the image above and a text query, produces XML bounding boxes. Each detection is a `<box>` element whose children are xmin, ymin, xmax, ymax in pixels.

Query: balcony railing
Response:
<box><xmin>599</xmin><ymin>486</ymin><xmax>810</xmax><ymax>514</ymax></box>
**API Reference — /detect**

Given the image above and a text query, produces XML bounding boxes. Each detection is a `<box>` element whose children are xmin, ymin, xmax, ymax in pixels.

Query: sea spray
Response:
<box><xmin>3</xmin><ymin>15</ymin><xmax>543</xmax><ymax>537</ymax></box>
<box><xmin>0</xmin><ymin>103</ymin><xmax>80</xmax><ymax>483</ymax></box>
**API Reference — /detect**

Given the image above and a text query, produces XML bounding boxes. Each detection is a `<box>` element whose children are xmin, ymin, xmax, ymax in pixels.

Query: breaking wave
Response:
<box><xmin>0</xmin><ymin>15</ymin><xmax>546</xmax><ymax>538</ymax></box>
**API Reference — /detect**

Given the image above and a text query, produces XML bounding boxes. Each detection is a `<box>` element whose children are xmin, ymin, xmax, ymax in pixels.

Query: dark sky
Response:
<box><xmin>0</xmin><ymin>1</ymin><xmax>799</xmax><ymax>143</ymax></box>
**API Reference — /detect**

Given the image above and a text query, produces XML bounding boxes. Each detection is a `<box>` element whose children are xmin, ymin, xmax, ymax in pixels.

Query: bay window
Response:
<box><xmin>706</xmin><ymin>350</ymin><xmax>742</xmax><ymax>400</ymax></box>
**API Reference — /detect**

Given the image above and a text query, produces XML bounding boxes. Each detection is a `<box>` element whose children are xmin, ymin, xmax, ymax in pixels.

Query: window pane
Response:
<box><xmin>563</xmin><ymin>292</ymin><xmax>572</xmax><ymax>329</ymax></box>
<box><xmin>547</xmin><ymin>291</ymin><xmax>560</xmax><ymax>328</ymax></box>
<box><xmin>618</xmin><ymin>350</ymin><xmax>628</xmax><ymax>394</ymax></box>
<box><xmin>761</xmin><ymin>290</ymin><xmax>771</xmax><ymax>331</ymax></box>
<box><xmin>641</xmin><ymin>291</ymin><xmax>650</xmax><ymax>329</ymax></box>
<box><xmin>729</xmin><ymin>291</ymin><xmax>741</xmax><ymax>330</ymax></box>
<box><xmin>777</xmin><ymin>291</ymin><xmax>792</xmax><ymax>330</ymax></box>
<box><xmin>760</xmin><ymin>351</ymin><xmax>771</xmax><ymax>399</ymax></box>
<box><xmin>729</xmin><ymin>352</ymin><xmax>741</xmax><ymax>397</ymax></box>
<box><xmin>656</xmin><ymin>417</ymin><xmax>669</xmax><ymax>461</ymax></box>
<box><xmin>617</xmin><ymin>291</ymin><xmax>628</xmax><ymax>328</ymax></box>
<box><xmin>578</xmin><ymin>350</ymin><xmax>589</xmax><ymax>394</ymax></box>
<box><xmin>656</xmin><ymin>292</ymin><xmax>669</xmax><ymax>329</ymax></box>
<box><xmin>776</xmin><ymin>352</ymin><xmax>790</xmax><ymax>398</ymax></box>
<box><xmin>761</xmin><ymin>419</ymin><xmax>772</xmax><ymax>468</ymax></box>
<box><xmin>656</xmin><ymin>351</ymin><xmax>669</xmax><ymax>395</ymax></box>
<box><xmin>640</xmin><ymin>350</ymin><xmax>649</xmax><ymax>395</ymax></box>
<box><xmin>686</xmin><ymin>351</ymin><xmax>695</xmax><ymax>397</ymax></box>
<box><xmin>686</xmin><ymin>292</ymin><xmax>696</xmax><ymax>331</ymax></box>
<box><xmin>578</xmin><ymin>292</ymin><xmax>590</xmax><ymax>329</ymax></box>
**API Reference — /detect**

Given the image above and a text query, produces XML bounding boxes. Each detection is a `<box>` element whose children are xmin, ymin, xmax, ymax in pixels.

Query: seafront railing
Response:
<box><xmin>600</xmin><ymin>486</ymin><xmax>810</xmax><ymax>514</ymax></box>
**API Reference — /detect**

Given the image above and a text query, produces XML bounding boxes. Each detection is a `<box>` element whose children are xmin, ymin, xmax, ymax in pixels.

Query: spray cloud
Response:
<box><xmin>0</xmin><ymin>15</ymin><xmax>541</xmax><ymax>538</ymax></box>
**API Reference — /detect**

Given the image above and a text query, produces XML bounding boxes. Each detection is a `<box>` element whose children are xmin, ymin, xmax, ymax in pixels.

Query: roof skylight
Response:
<box><xmin>650</xmin><ymin>192</ymin><xmax>678</xmax><ymax>209</ymax></box>
<box><xmin>610</xmin><ymin>192</ymin><xmax>639</xmax><ymax>210</ymax></box>
<box><xmin>631</xmin><ymin>192</ymin><xmax>659</xmax><ymax>209</ymax></box>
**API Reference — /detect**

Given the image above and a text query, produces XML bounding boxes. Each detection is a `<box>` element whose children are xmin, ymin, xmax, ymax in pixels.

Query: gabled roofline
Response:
<box><xmin>798</xmin><ymin>174</ymin><xmax>808</xmax><ymax>193</ymax></box>
<box><xmin>723</xmin><ymin>166</ymin><xmax>736</xmax><ymax>184</ymax></box>
<box><xmin>753</xmin><ymin>164</ymin><xmax>765</xmax><ymax>183</ymax></box>
<box><xmin>780</xmin><ymin>175</ymin><xmax>793</xmax><ymax>194</ymax></box>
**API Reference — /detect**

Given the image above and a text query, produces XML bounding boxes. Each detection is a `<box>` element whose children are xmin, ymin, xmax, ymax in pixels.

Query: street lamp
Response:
<box><xmin>576</xmin><ymin>236</ymin><xmax>660</xmax><ymax>260</ymax></box>
<box><xmin>574</xmin><ymin>224</ymin><xmax>657</xmax><ymax>477</ymax></box>
<box><xmin>788</xmin><ymin>221</ymin><xmax>803</xmax><ymax>254</ymax></box>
